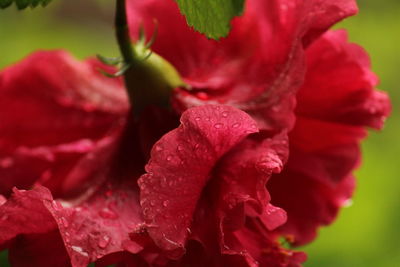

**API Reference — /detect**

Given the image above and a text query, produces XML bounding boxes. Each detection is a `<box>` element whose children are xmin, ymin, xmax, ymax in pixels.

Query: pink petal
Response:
<box><xmin>0</xmin><ymin>182</ymin><xmax>144</xmax><ymax>267</ymax></box>
<box><xmin>303</xmin><ymin>0</ymin><xmax>358</xmax><ymax>46</ymax></box>
<box><xmin>128</xmin><ymin>0</ymin><xmax>358</xmax><ymax>134</ymax></box>
<box><xmin>0</xmin><ymin>50</ymin><xmax>127</xmax><ymax>151</ymax></box>
<box><xmin>0</xmin><ymin>187</ymin><xmax>57</xmax><ymax>244</ymax></box>
<box><xmin>138</xmin><ymin>105</ymin><xmax>258</xmax><ymax>257</ymax></box>
<box><xmin>215</xmin><ymin>131</ymin><xmax>289</xmax><ymax>231</ymax></box>
<box><xmin>269</xmin><ymin>30</ymin><xmax>390</xmax><ymax>245</ymax></box>
<box><xmin>0</xmin><ymin>121</ymin><xmax>149</xmax><ymax>267</ymax></box>
<box><xmin>224</xmin><ymin>218</ymin><xmax>307</xmax><ymax>267</ymax></box>
<box><xmin>297</xmin><ymin>30</ymin><xmax>391</xmax><ymax>129</ymax></box>
<box><xmin>0</xmin><ymin>51</ymin><xmax>128</xmax><ymax>197</ymax></box>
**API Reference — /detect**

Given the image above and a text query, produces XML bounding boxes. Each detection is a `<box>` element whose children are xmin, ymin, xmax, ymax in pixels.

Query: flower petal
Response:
<box><xmin>0</xmin><ymin>50</ymin><xmax>127</xmax><ymax>151</ymax></box>
<box><xmin>138</xmin><ymin>105</ymin><xmax>258</xmax><ymax>256</ymax></box>
<box><xmin>297</xmin><ymin>30</ymin><xmax>390</xmax><ymax>129</ymax></box>
<box><xmin>0</xmin><ymin>51</ymin><xmax>128</xmax><ymax>197</ymax></box>
<box><xmin>0</xmin><ymin>182</ymin><xmax>144</xmax><ymax>267</ymax></box>
<box><xmin>0</xmin><ymin>123</ymin><xmax>147</xmax><ymax>267</ymax></box>
<box><xmin>269</xmin><ymin>30</ymin><xmax>390</xmax><ymax>245</ymax></box>
<box><xmin>215</xmin><ymin>131</ymin><xmax>289</xmax><ymax>231</ymax></box>
<box><xmin>303</xmin><ymin>0</ymin><xmax>358</xmax><ymax>45</ymax></box>
<box><xmin>128</xmin><ymin>0</ymin><xmax>358</xmax><ymax>134</ymax></box>
<box><xmin>0</xmin><ymin>187</ymin><xmax>56</xmax><ymax>244</ymax></box>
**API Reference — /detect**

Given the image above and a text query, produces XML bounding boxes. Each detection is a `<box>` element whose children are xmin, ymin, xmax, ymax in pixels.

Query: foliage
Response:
<box><xmin>175</xmin><ymin>0</ymin><xmax>245</xmax><ymax>39</ymax></box>
<box><xmin>0</xmin><ymin>0</ymin><xmax>52</xmax><ymax>9</ymax></box>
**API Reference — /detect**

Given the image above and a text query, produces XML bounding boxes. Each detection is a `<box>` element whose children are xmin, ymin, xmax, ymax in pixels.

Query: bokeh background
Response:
<box><xmin>0</xmin><ymin>0</ymin><xmax>399</xmax><ymax>266</ymax></box>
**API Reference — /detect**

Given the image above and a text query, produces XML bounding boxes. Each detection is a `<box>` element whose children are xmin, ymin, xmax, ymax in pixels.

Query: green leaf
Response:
<box><xmin>175</xmin><ymin>0</ymin><xmax>245</xmax><ymax>39</ymax></box>
<box><xmin>0</xmin><ymin>0</ymin><xmax>13</xmax><ymax>8</ymax></box>
<box><xmin>0</xmin><ymin>0</ymin><xmax>53</xmax><ymax>9</ymax></box>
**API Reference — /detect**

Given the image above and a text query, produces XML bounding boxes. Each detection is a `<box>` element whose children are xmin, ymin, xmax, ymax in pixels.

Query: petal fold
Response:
<box><xmin>138</xmin><ymin>105</ymin><xmax>258</xmax><ymax>256</ymax></box>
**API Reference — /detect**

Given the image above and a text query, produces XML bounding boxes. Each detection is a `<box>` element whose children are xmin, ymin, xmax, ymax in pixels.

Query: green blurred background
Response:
<box><xmin>0</xmin><ymin>0</ymin><xmax>398</xmax><ymax>266</ymax></box>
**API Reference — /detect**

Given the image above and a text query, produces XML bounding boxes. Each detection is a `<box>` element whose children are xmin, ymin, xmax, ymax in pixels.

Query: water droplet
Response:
<box><xmin>162</xmin><ymin>200</ymin><xmax>170</xmax><ymax>207</ymax></box>
<box><xmin>214</xmin><ymin>123</ymin><xmax>223</xmax><ymax>129</ymax></box>
<box><xmin>177</xmin><ymin>145</ymin><xmax>184</xmax><ymax>151</ymax></box>
<box><xmin>232</xmin><ymin>122</ymin><xmax>241</xmax><ymax>128</ymax></box>
<box><xmin>60</xmin><ymin>217</ymin><xmax>69</xmax><ymax>228</ymax></box>
<box><xmin>195</xmin><ymin>117</ymin><xmax>201</xmax><ymax>121</ymax></box>
<box><xmin>71</xmin><ymin>246</ymin><xmax>89</xmax><ymax>257</ymax></box>
<box><xmin>51</xmin><ymin>200</ymin><xmax>62</xmax><ymax>210</ymax></box>
<box><xmin>155</xmin><ymin>145</ymin><xmax>163</xmax><ymax>152</ymax></box>
<box><xmin>99</xmin><ymin>208</ymin><xmax>118</xmax><ymax>219</ymax></box>
<box><xmin>98</xmin><ymin>235</ymin><xmax>111</xmax><ymax>249</ymax></box>
<box><xmin>205</xmin><ymin>117</ymin><xmax>211</xmax><ymax>121</ymax></box>
<box><xmin>150</xmin><ymin>200</ymin><xmax>156</xmax><ymax>206</ymax></box>
<box><xmin>194</xmin><ymin>143</ymin><xmax>200</xmax><ymax>150</ymax></box>
<box><xmin>166</xmin><ymin>155</ymin><xmax>172</xmax><ymax>161</ymax></box>
<box><xmin>222</xmin><ymin>111</ymin><xmax>229</xmax><ymax>117</ymax></box>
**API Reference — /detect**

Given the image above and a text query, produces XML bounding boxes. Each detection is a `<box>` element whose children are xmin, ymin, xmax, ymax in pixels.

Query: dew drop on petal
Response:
<box><xmin>162</xmin><ymin>200</ymin><xmax>170</xmax><ymax>207</ymax></box>
<box><xmin>71</xmin><ymin>246</ymin><xmax>89</xmax><ymax>257</ymax></box>
<box><xmin>60</xmin><ymin>217</ymin><xmax>69</xmax><ymax>228</ymax></box>
<box><xmin>232</xmin><ymin>122</ymin><xmax>241</xmax><ymax>128</ymax></box>
<box><xmin>214</xmin><ymin>123</ymin><xmax>223</xmax><ymax>129</ymax></box>
<box><xmin>222</xmin><ymin>111</ymin><xmax>229</xmax><ymax>117</ymax></box>
<box><xmin>99</xmin><ymin>208</ymin><xmax>119</xmax><ymax>219</ymax></box>
<box><xmin>98</xmin><ymin>235</ymin><xmax>111</xmax><ymax>249</ymax></box>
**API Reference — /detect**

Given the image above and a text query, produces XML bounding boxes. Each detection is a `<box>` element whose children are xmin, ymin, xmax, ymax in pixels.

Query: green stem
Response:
<box><xmin>115</xmin><ymin>0</ymin><xmax>134</xmax><ymax>61</ymax></box>
<box><xmin>114</xmin><ymin>0</ymin><xmax>184</xmax><ymax>115</ymax></box>
<box><xmin>115</xmin><ymin>0</ymin><xmax>135</xmax><ymax>104</ymax></box>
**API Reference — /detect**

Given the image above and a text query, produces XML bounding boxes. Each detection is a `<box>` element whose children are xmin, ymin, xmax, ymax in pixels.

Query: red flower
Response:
<box><xmin>0</xmin><ymin>52</ymin><xmax>300</xmax><ymax>266</ymax></box>
<box><xmin>0</xmin><ymin>0</ymin><xmax>390</xmax><ymax>267</ymax></box>
<box><xmin>127</xmin><ymin>0</ymin><xmax>390</xmax><ymax>255</ymax></box>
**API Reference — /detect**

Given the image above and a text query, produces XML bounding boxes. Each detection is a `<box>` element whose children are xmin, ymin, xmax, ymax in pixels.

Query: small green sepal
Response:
<box><xmin>96</xmin><ymin>55</ymin><xmax>123</xmax><ymax>66</ymax></box>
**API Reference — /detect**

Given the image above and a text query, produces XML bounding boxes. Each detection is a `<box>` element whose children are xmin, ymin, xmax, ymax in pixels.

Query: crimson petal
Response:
<box><xmin>269</xmin><ymin>30</ymin><xmax>390</xmax><ymax>245</ymax></box>
<box><xmin>138</xmin><ymin>105</ymin><xmax>258</xmax><ymax>257</ymax></box>
<box><xmin>0</xmin><ymin>51</ymin><xmax>128</xmax><ymax>197</ymax></box>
